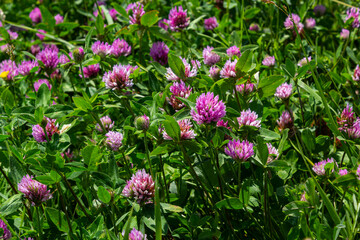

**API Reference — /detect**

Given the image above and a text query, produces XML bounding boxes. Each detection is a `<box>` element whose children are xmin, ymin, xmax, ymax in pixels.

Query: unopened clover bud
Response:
<box><xmin>73</xmin><ymin>47</ymin><xmax>85</xmax><ymax>63</ymax></box>
<box><xmin>134</xmin><ymin>114</ymin><xmax>150</xmax><ymax>131</ymax></box>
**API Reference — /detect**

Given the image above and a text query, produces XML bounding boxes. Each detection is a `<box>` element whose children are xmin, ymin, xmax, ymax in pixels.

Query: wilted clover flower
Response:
<box><xmin>163</xmin><ymin>119</ymin><xmax>196</xmax><ymax>140</ymax></box>
<box><xmin>103</xmin><ymin>64</ymin><xmax>134</xmax><ymax>90</ymax></box>
<box><xmin>345</xmin><ymin>7</ymin><xmax>360</xmax><ymax>28</ymax></box>
<box><xmin>29</xmin><ymin>7</ymin><xmax>42</xmax><ymax>23</ymax></box>
<box><xmin>262</xmin><ymin>56</ymin><xmax>275</xmax><ymax>66</ymax></box>
<box><xmin>352</xmin><ymin>65</ymin><xmax>360</xmax><ymax>81</ymax></box>
<box><xmin>111</xmin><ymin>39</ymin><xmax>131</xmax><ymax>57</ymax></box>
<box><xmin>126</xmin><ymin>2</ymin><xmax>145</xmax><ymax>25</ymax></box>
<box><xmin>204</xmin><ymin>17</ymin><xmax>218</xmax><ymax>30</ymax></box>
<box><xmin>18</xmin><ymin>60</ymin><xmax>39</xmax><ymax>75</ymax></box>
<box><xmin>274</xmin><ymin>82</ymin><xmax>292</xmax><ymax>99</ymax></box>
<box><xmin>305</xmin><ymin>18</ymin><xmax>316</xmax><ymax>29</ymax></box>
<box><xmin>237</xmin><ymin>109</ymin><xmax>261</xmax><ymax>128</ymax></box>
<box><xmin>135</xmin><ymin>114</ymin><xmax>150</xmax><ymax>131</ymax></box>
<box><xmin>209</xmin><ymin>66</ymin><xmax>220</xmax><ymax>80</ymax></box>
<box><xmin>18</xmin><ymin>175</ymin><xmax>52</xmax><ymax>206</ymax></box>
<box><xmin>82</xmin><ymin>64</ymin><xmax>100</xmax><ymax>78</ymax></box>
<box><xmin>158</xmin><ymin>19</ymin><xmax>169</xmax><ymax>30</ymax></box>
<box><xmin>73</xmin><ymin>47</ymin><xmax>85</xmax><ymax>63</ymax></box>
<box><xmin>36</xmin><ymin>47</ymin><xmax>59</xmax><ymax>73</ymax></box>
<box><xmin>92</xmin><ymin>41</ymin><xmax>111</xmax><ymax>58</ymax></box>
<box><xmin>236</xmin><ymin>83</ymin><xmax>255</xmax><ymax>95</ymax></box>
<box><xmin>0</xmin><ymin>219</ymin><xmax>11</xmax><ymax>240</ymax></box>
<box><xmin>266</xmin><ymin>143</ymin><xmax>279</xmax><ymax>163</ymax></box>
<box><xmin>191</xmin><ymin>92</ymin><xmax>226</xmax><ymax>125</ymax></box>
<box><xmin>203</xmin><ymin>46</ymin><xmax>220</xmax><ymax>66</ymax></box>
<box><xmin>122</xmin><ymin>169</ymin><xmax>155</xmax><ymax>204</ymax></box>
<box><xmin>34</xmin><ymin>79</ymin><xmax>52</xmax><ymax>92</ymax></box>
<box><xmin>96</xmin><ymin>116</ymin><xmax>114</xmax><ymax>132</ymax></box>
<box><xmin>168</xmin><ymin>80</ymin><xmax>192</xmax><ymax>110</ymax></box>
<box><xmin>249</xmin><ymin>23</ymin><xmax>259</xmax><ymax>31</ymax></box>
<box><xmin>340</xmin><ymin>29</ymin><xmax>350</xmax><ymax>40</ymax></box>
<box><xmin>339</xmin><ymin>169</ymin><xmax>348</xmax><ymax>176</ymax></box>
<box><xmin>284</xmin><ymin>13</ymin><xmax>301</xmax><ymax>30</ymax></box>
<box><xmin>55</xmin><ymin>14</ymin><xmax>64</xmax><ymax>24</ymax></box>
<box><xmin>297</xmin><ymin>56</ymin><xmax>311</xmax><ymax>67</ymax></box>
<box><xmin>225</xmin><ymin>139</ymin><xmax>254</xmax><ymax>162</ymax></box>
<box><xmin>226</xmin><ymin>45</ymin><xmax>241</xmax><ymax>58</ymax></box>
<box><xmin>150</xmin><ymin>41</ymin><xmax>169</xmax><ymax>66</ymax></box>
<box><xmin>277</xmin><ymin>111</ymin><xmax>293</xmax><ymax>131</ymax></box>
<box><xmin>109</xmin><ymin>9</ymin><xmax>119</xmax><ymax>21</ymax></box>
<box><xmin>165</xmin><ymin>57</ymin><xmax>199</xmax><ymax>81</ymax></box>
<box><xmin>32</xmin><ymin>117</ymin><xmax>59</xmax><ymax>142</ymax></box>
<box><xmin>312</xmin><ymin>158</ymin><xmax>335</xmax><ymax>176</ymax></box>
<box><xmin>314</xmin><ymin>5</ymin><xmax>326</xmax><ymax>16</ymax></box>
<box><xmin>0</xmin><ymin>59</ymin><xmax>18</xmax><ymax>80</ymax></box>
<box><xmin>105</xmin><ymin>131</ymin><xmax>123</xmax><ymax>151</ymax></box>
<box><xmin>168</xmin><ymin>6</ymin><xmax>190</xmax><ymax>31</ymax></box>
<box><xmin>220</xmin><ymin>59</ymin><xmax>237</xmax><ymax>78</ymax></box>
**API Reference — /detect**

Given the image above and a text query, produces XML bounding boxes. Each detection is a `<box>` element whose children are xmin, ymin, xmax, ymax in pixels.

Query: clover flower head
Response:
<box><xmin>92</xmin><ymin>41</ymin><xmax>111</xmax><ymax>57</ymax></box>
<box><xmin>36</xmin><ymin>47</ymin><xmax>59</xmax><ymax>72</ymax></box>
<box><xmin>226</xmin><ymin>45</ymin><xmax>241</xmax><ymax>58</ymax></box>
<box><xmin>249</xmin><ymin>23</ymin><xmax>259</xmax><ymax>31</ymax></box>
<box><xmin>236</xmin><ymin>83</ymin><xmax>255</xmax><ymax>95</ymax></box>
<box><xmin>158</xmin><ymin>19</ymin><xmax>169</xmax><ymax>30</ymax></box>
<box><xmin>55</xmin><ymin>14</ymin><xmax>64</xmax><ymax>24</ymax></box>
<box><xmin>266</xmin><ymin>143</ymin><xmax>279</xmax><ymax>163</ymax></box>
<box><xmin>277</xmin><ymin>111</ymin><xmax>293</xmax><ymax>131</ymax></box>
<box><xmin>111</xmin><ymin>38</ymin><xmax>131</xmax><ymax>57</ymax></box>
<box><xmin>102</xmin><ymin>64</ymin><xmax>133</xmax><ymax>90</ymax></box>
<box><xmin>225</xmin><ymin>139</ymin><xmax>254</xmax><ymax>162</ymax></box>
<box><xmin>169</xmin><ymin>80</ymin><xmax>192</xmax><ymax>110</ymax></box>
<box><xmin>18</xmin><ymin>60</ymin><xmax>39</xmax><ymax>75</ymax></box>
<box><xmin>168</xmin><ymin>6</ymin><xmax>190</xmax><ymax>31</ymax></box>
<box><xmin>109</xmin><ymin>9</ymin><xmax>119</xmax><ymax>21</ymax></box>
<box><xmin>305</xmin><ymin>18</ymin><xmax>316</xmax><ymax>29</ymax></box>
<box><xmin>82</xmin><ymin>64</ymin><xmax>100</xmax><ymax>78</ymax></box>
<box><xmin>345</xmin><ymin>7</ymin><xmax>360</xmax><ymax>28</ymax></box>
<box><xmin>220</xmin><ymin>59</ymin><xmax>237</xmax><ymax>78</ymax></box>
<box><xmin>191</xmin><ymin>92</ymin><xmax>226</xmax><ymax>125</ymax></box>
<box><xmin>204</xmin><ymin>17</ymin><xmax>218</xmax><ymax>30</ymax></box>
<box><xmin>339</xmin><ymin>169</ymin><xmax>348</xmax><ymax>176</ymax></box>
<box><xmin>340</xmin><ymin>29</ymin><xmax>350</xmax><ymax>40</ymax></box>
<box><xmin>96</xmin><ymin>116</ymin><xmax>115</xmax><ymax>132</ymax></box>
<box><xmin>165</xmin><ymin>57</ymin><xmax>198</xmax><ymax>81</ymax></box>
<box><xmin>163</xmin><ymin>119</ymin><xmax>196</xmax><ymax>140</ymax></box>
<box><xmin>0</xmin><ymin>219</ymin><xmax>11</xmax><ymax>240</ymax></box>
<box><xmin>352</xmin><ymin>65</ymin><xmax>360</xmax><ymax>81</ymax></box>
<box><xmin>122</xmin><ymin>169</ymin><xmax>155</xmax><ymax>204</ymax></box>
<box><xmin>237</xmin><ymin>109</ymin><xmax>261</xmax><ymax>128</ymax></box>
<box><xmin>18</xmin><ymin>175</ymin><xmax>52</xmax><ymax>206</ymax></box>
<box><xmin>209</xmin><ymin>66</ymin><xmax>220</xmax><ymax>80</ymax></box>
<box><xmin>34</xmin><ymin>79</ymin><xmax>52</xmax><ymax>92</ymax></box>
<box><xmin>284</xmin><ymin>13</ymin><xmax>301</xmax><ymax>30</ymax></box>
<box><xmin>29</xmin><ymin>7</ymin><xmax>42</xmax><ymax>23</ymax></box>
<box><xmin>274</xmin><ymin>82</ymin><xmax>292</xmax><ymax>99</ymax></box>
<box><xmin>150</xmin><ymin>41</ymin><xmax>169</xmax><ymax>66</ymax></box>
<box><xmin>0</xmin><ymin>59</ymin><xmax>18</xmax><ymax>80</ymax></box>
<box><xmin>135</xmin><ymin>114</ymin><xmax>150</xmax><ymax>131</ymax></box>
<box><xmin>312</xmin><ymin>158</ymin><xmax>335</xmax><ymax>176</ymax></box>
<box><xmin>297</xmin><ymin>56</ymin><xmax>311</xmax><ymax>67</ymax></box>
<box><xmin>203</xmin><ymin>46</ymin><xmax>220</xmax><ymax>66</ymax></box>
<box><xmin>105</xmin><ymin>131</ymin><xmax>123</xmax><ymax>151</ymax></box>
<box><xmin>126</xmin><ymin>2</ymin><xmax>145</xmax><ymax>25</ymax></box>
<box><xmin>262</xmin><ymin>55</ymin><xmax>275</xmax><ymax>66</ymax></box>
<box><xmin>32</xmin><ymin>117</ymin><xmax>59</xmax><ymax>142</ymax></box>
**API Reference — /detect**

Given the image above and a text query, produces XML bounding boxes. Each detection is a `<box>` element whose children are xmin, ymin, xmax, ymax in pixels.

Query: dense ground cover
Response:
<box><xmin>1</xmin><ymin>0</ymin><xmax>360</xmax><ymax>239</ymax></box>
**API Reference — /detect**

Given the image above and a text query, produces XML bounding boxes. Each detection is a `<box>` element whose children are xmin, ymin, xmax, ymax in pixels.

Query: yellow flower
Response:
<box><xmin>0</xmin><ymin>71</ymin><xmax>9</xmax><ymax>79</ymax></box>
